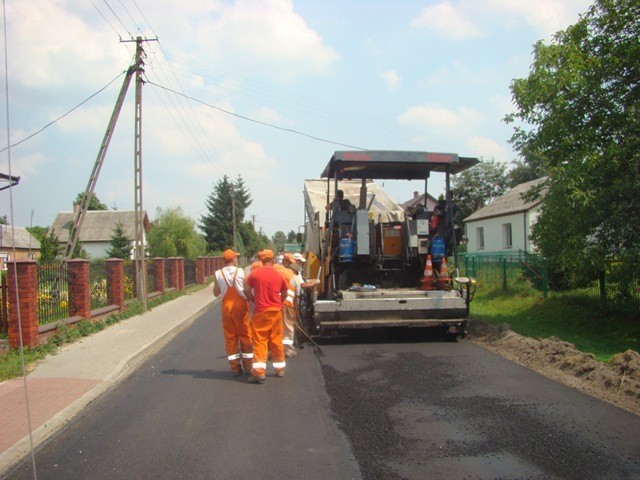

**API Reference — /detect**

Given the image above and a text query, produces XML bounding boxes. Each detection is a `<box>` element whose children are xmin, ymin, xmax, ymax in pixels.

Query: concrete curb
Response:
<box><xmin>0</xmin><ymin>296</ymin><xmax>220</xmax><ymax>476</ymax></box>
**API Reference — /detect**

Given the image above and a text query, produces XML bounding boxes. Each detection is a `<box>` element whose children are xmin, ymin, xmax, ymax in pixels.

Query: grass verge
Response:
<box><xmin>0</xmin><ymin>284</ymin><xmax>208</xmax><ymax>381</ymax></box>
<box><xmin>470</xmin><ymin>280</ymin><xmax>640</xmax><ymax>362</ymax></box>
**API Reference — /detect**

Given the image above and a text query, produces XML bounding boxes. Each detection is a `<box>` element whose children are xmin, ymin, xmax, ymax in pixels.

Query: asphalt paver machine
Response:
<box><xmin>300</xmin><ymin>150</ymin><xmax>479</xmax><ymax>339</ymax></box>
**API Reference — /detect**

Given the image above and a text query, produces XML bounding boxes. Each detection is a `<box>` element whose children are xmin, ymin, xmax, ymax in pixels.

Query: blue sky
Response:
<box><xmin>1</xmin><ymin>0</ymin><xmax>591</xmax><ymax>241</ymax></box>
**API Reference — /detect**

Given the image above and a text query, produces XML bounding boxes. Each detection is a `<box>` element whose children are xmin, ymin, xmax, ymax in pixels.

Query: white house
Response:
<box><xmin>464</xmin><ymin>177</ymin><xmax>547</xmax><ymax>254</ymax></box>
<box><xmin>400</xmin><ymin>190</ymin><xmax>439</xmax><ymax>213</ymax></box>
<box><xmin>50</xmin><ymin>210</ymin><xmax>150</xmax><ymax>259</ymax></box>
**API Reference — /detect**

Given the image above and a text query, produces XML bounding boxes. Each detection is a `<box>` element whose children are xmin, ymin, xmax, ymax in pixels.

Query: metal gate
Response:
<box><xmin>38</xmin><ymin>263</ymin><xmax>75</xmax><ymax>325</ymax></box>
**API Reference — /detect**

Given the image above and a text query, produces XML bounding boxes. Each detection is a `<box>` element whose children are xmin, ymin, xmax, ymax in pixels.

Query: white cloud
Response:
<box><xmin>398</xmin><ymin>105</ymin><xmax>484</xmax><ymax>132</ymax></box>
<box><xmin>9</xmin><ymin>152</ymin><xmax>48</xmax><ymax>176</ymax></box>
<box><xmin>411</xmin><ymin>2</ymin><xmax>482</xmax><ymax>40</ymax></box>
<box><xmin>194</xmin><ymin>0</ymin><xmax>341</xmax><ymax>81</ymax></box>
<box><xmin>379</xmin><ymin>70</ymin><xmax>401</xmax><ymax>91</ymax></box>
<box><xmin>6</xmin><ymin>1</ymin><xmax>125</xmax><ymax>89</ymax></box>
<box><xmin>249</xmin><ymin>107</ymin><xmax>287</xmax><ymax>125</ymax></box>
<box><xmin>486</xmin><ymin>0</ymin><xmax>591</xmax><ymax>38</ymax></box>
<box><xmin>466</xmin><ymin>136</ymin><xmax>510</xmax><ymax>162</ymax></box>
<box><xmin>410</xmin><ymin>0</ymin><xmax>590</xmax><ymax>41</ymax></box>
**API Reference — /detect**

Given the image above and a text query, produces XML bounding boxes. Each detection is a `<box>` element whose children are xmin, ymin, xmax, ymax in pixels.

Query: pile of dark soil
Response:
<box><xmin>468</xmin><ymin>319</ymin><xmax>640</xmax><ymax>417</ymax></box>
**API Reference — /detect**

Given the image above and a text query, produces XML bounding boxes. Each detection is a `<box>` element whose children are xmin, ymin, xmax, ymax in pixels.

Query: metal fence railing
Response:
<box><xmin>90</xmin><ymin>260</ymin><xmax>109</xmax><ymax>309</ymax></box>
<box><xmin>184</xmin><ymin>259</ymin><xmax>196</xmax><ymax>286</ymax></box>
<box><xmin>38</xmin><ymin>263</ymin><xmax>74</xmax><ymax>325</ymax></box>
<box><xmin>458</xmin><ymin>251</ymin><xmax>639</xmax><ymax>309</ymax></box>
<box><xmin>146</xmin><ymin>261</ymin><xmax>156</xmax><ymax>294</ymax></box>
<box><xmin>123</xmin><ymin>260</ymin><xmax>136</xmax><ymax>301</ymax></box>
<box><xmin>164</xmin><ymin>262</ymin><xmax>172</xmax><ymax>290</ymax></box>
<box><xmin>458</xmin><ymin>252</ymin><xmax>548</xmax><ymax>295</ymax></box>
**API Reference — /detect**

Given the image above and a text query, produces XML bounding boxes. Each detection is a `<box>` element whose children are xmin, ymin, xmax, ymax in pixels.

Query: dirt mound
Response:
<box><xmin>468</xmin><ymin>319</ymin><xmax>640</xmax><ymax>417</ymax></box>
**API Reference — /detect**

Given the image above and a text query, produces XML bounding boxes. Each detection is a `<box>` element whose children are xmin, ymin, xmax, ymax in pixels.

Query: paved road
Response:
<box><xmin>4</xmin><ymin>313</ymin><xmax>640</xmax><ymax>479</ymax></box>
<box><xmin>319</xmin><ymin>331</ymin><xmax>640</xmax><ymax>479</ymax></box>
<box><xmin>3</xmin><ymin>306</ymin><xmax>361</xmax><ymax>480</ymax></box>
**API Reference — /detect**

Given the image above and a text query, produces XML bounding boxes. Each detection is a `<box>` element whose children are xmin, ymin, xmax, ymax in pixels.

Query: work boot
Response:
<box><xmin>285</xmin><ymin>349</ymin><xmax>297</xmax><ymax>358</ymax></box>
<box><xmin>230</xmin><ymin>359</ymin><xmax>242</xmax><ymax>376</ymax></box>
<box><xmin>242</xmin><ymin>360</ymin><xmax>253</xmax><ymax>374</ymax></box>
<box><xmin>275</xmin><ymin>368</ymin><xmax>285</xmax><ymax>377</ymax></box>
<box><xmin>248</xmin><ymin>374</ymin><xmax>266</xmax><ymax>383</ymax></box>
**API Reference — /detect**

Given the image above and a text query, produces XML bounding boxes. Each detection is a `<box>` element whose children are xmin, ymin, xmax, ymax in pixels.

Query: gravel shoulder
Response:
<box><xmin>467</xmin><ymin>319</ymin><xmax>640</xmax><ymax>417</ymax></box>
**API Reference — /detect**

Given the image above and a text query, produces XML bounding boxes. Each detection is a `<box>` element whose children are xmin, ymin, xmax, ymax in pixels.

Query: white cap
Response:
<box><xmin>293</xmin><ymin>253</ymin><xmax>306</xmax><ymax>262</ymax></box>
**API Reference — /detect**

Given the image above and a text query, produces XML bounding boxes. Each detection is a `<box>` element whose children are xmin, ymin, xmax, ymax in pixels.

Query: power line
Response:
<box><xmin>89</xmin><ymin>0</ymin><xmax>122</xmax><ymax>39</ymax></box>
<box><xmin>144</xmin><ymin>45</ymin><xmax>226</xmax><ymax>178</ymax></box>
<box><xmin>0</xmin><ymin>71</ymin><xmax>127</xmax><ymax>153</ymax></box>
<box><xmin>146</xmin><ymin>80</ymin><xmax>367</xmax><ymax>151</ymax></box>
<box><xmin>101</xmin><ymin>0</ymin><xmax>133</xmax><ymax>39</ymax></box>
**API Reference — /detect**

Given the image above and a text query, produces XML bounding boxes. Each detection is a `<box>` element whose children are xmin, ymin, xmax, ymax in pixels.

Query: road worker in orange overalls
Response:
<box><xmin>274</xmin><ymin>253</ymin><xmax>302</xmax><ymax>358</ymax></box>
<box><xmin>243</xmin><ymin>249</ymin><xmax>289</xmax><ymax>383</ymax></box>
<box><xmin>213</xmin><ymin>249</ymin><xmax>253</xmax><ymax>376</ymax></box>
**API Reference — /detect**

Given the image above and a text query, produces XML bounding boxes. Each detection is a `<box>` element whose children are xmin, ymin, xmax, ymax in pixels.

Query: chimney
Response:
<box><xmin>413</xmin><ymin>191</ymin><xmax>419</xmax><ymax>199</ymax></box>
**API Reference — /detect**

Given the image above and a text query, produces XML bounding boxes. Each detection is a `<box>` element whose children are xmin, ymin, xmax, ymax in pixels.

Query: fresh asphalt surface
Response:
<box><xmin>4</xmin><ymin>306</ymin><xmax>640</xmax><ymax>479</ymax></box>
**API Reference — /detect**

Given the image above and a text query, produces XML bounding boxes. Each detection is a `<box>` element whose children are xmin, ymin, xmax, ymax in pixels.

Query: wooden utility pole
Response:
<box><xmin>63</xmin><ymin>36</ymin><xmax>156</xmax><ymax>309</ymax></box>
<box><xmin>64</xmin><ymin>65</ymin><xmax>136</xmax><ymax>259</ymax></box>
<box><xmin>133</xmin><ymin>36</ymin><xmax>147</xmax><ymax>310</ymax></box>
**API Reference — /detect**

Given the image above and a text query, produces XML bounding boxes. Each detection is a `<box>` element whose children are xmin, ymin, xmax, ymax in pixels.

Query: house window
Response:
<box><xmin>0</xmin><ymin>253</ymin><xmax>8</xmax><ymax>270</ymax></box>
<box><xmin>476</xmin><ymin>227</ymin><xmax>484</xmax><ymax>250</ymax></box>
<box><xmin>502</xmin><ymin>223</ymin><xmax>513</xmax><ymax>249</ymax></box>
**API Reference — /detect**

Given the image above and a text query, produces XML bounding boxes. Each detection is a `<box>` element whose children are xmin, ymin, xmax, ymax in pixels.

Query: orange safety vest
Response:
<box><xmin>274</xmin><ymin>263</ymin><xmax>296</xmax><ymax>308</ymax></box>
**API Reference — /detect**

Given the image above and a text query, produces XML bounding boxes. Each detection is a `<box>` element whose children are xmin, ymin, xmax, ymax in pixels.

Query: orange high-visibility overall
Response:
<box><xmin>274</xmin><ymin>264</ymin><xmax>298</xmax><ymax>356</ymax></box>
<box><xmin>221</xmin><ymin>269</ymin><xmax>253</xmax><ymax>374</ymax></box>
<box><xmin>246</xmin><ymin>265</ymin><xmax>288</xmax><ymax>379</ymax></box>
<box><xmin>250</xmin><ymin>309</ymin><xmax>285</xmax><ymax>378</ymax></box>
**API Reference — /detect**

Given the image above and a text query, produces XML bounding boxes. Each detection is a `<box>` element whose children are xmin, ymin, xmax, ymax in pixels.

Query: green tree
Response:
<box><xmin>271</xmin><ymin>231</ymin><xmax>286</xmax><ymax>253</ymax></box>
<box><xmin>507</xmin><ymin>151</ymin><xmax>547</xmax><ymax>188</ymax></box>
<box><xmin>105</xmin><ymin>222</ymin><xmax>132</xmax><ymax>259</ymax></box>
<box><xmin>238</xmin><ymin>221</ymin><xmax>270</xmax><ymax>257</ymax></box>
<box><xmin>74</xmin><ymin>192</ymin><xmax>108</xmax><ymax>211</ymax></box>
<box><xmin>286</xmin><ymin>230</ymin><xmax>297</xmax><ymax>243</ymax></box>
<box><xmin>450</xmin><ymin>159</ymin><xmax>509</xmax><ymax>221</ymax></box>
<box><xmin>199</xmin><ymin>175</ymin><xmax>252</xmax><ymax>253</ymax></box>
<box><xmin>148</xmin><ymin>207</ymin><xmax>206</xmax><ymax>258</ymax></box>
<box><xmin>29</xmin><ymin>228</ymin><xmax>62</xmax><ymax>265</ymax></box>
<box><xmin>505</xmin><ymin>0</ymin><xmax>640</xmax><ymax>290</ymax></box>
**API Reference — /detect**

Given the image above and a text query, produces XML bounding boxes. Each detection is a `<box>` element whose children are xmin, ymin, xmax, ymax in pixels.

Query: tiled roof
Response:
<box><xmin>464</xmin><ymin>177</ymin><xmax>548</xmax><ymax>222</ymax></box>
<box><xmin>50</xmin><ymin>210</ymin><xmax>150</xmax><ymax>243</ymax></box>
<box><xmin>0</xmin><ymin>225</ymin><xmax>40</xmax><ymax>250</ymax></box>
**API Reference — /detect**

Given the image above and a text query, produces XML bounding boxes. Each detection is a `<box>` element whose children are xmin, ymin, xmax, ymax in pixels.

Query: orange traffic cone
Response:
<box><xmin>421</xmin><ymin>255</ymin><xmax>435</xmax><ymax>291</ymax></box>
<box><xmin>436</xmin><ymin>257</ymin><xmax>452</xmax><ymax>290</ymax></box>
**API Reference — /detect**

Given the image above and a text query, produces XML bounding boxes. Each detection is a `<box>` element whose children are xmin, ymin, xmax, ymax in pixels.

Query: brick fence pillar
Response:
<box><xmin>68</xmin><ymin>259</ymin><xmax>91</xmax><ymax>319</ymax></box>
<box><xmin>179</xmin><ymin>258</ymin><xmax>185</xmax><ymax>291</ymax></box>
<box><xmin>212</xmin><ymin>257</ymin><xmax>218</xmax><ymax>275</ymax></box>
<box><xmin>203</xmin><ymin>257</ymin><xmax>209</xmax><ymax>278</ymax></box>
<box><xmin>153</xmin><ymin>258</ymin><xmax>165</xmax><ymax>293</ymax></box>
<box><xmin>196</xmin><ymin>257</ymin><xmax>206</xmax><ymax>285</ymax></box>
<box><xmin>7</xmin><ymin>260</ymin><xmax>39</xmax><ymax>348</ymax></box>
<box><xmin>213</xmin><ymin>257</ymin><xmax>223</xmax><ymax>272</ymax></box>
<box><xmin>168</xmin><ymin>258</ymin><xmax>179</xmax><ymax>290</ymax></box>
<box><xmin>106</xmin><ymin>259</ymin><xmax>124</xmax><ymax>311</ymax></box>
